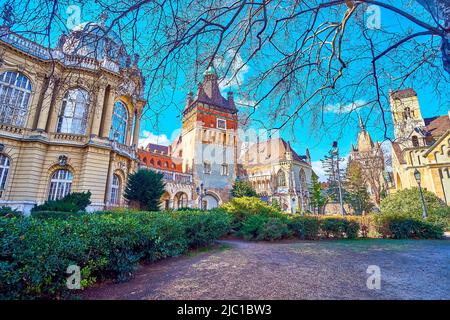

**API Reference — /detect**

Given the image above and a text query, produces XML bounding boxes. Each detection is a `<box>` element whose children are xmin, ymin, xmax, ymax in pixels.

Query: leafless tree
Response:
<box><xmin>1</xmin><ymin>0</ymin><xmax>448</xmax><ymax>140</ymax></box>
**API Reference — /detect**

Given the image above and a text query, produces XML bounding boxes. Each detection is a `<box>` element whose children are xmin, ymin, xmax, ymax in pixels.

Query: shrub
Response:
<box><xmin>240</xmin><ymin>215</ymin><xmax>291</xmax><ymax>241</ymax></box>
<box><xmin>0</xmin><ymin>209</ymin><xmax>231</xmax><ymax>299</ymax></box>
<box><xmin>124</xmin><ymin>169</ymin><xmax>165</xmax><ymax>211</ymax></box>
<box><xmin>288</xmin><ymin>216</ymin><xmax>320</xmax><ymax>240</ymax></box>
<box><xmin>0</xmin><ymin>206</ymin><xmax>22</xmax><ymax>218</ymax></box>
<box><xmin>319</xmin><ymin>217</ymin><xmax>360</xmax><ymax>239</ymax></box>
<box><xmin>31</xmin><ymin>211</ymin><xmax>89</xmax><ymax>220</ymax></box>
<box><xmin>31</xmin><ymin>191</ymin><xmax>92</xmax><ymax>213</ymax></box>
<box><xmin>375</xmin><ymin>215</ymin><xmax>444</xmax><ymax>239</ymax></box>
<box><xmin>221</xmin><ymin>196</ymin><xmax>282</xmax><ymax>231</ymax></box>
<box><xmin>172</xmin><ymin>209</ymin><xmax>231</xmax><ymax>248</ymax></box>
<box><xmin>380</xmin><ymin>188</ymin><xmax>448</xmax><ymax>224</ymax></box>
<box><xmin>231</xmin><ymin>179</ymin><xmax>257</xmax><ymax>198</ymax></box>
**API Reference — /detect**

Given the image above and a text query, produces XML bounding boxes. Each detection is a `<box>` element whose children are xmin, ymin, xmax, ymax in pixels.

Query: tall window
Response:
<box><xmin>176</xmin><ymin>192</ymin><xmax>188</xmax><ymax>209</ymax></box>
<box><xmin>203</xmin><ymin>162</ymin><xmax>211</xmax><ymax>174</ymax></box>
<box><xmin>411</xmin><ymin>136</ymin><xmax>419</xmax><ymax>147</ymax></box>
<box><xmin>403</xmin><ymin>107</ymin><xmax>411</xmax><ymax>120</ymax></box>
<box><xmin>57</xmin><ymin>88</ymin><xmax>90</xmax><ymax>134</ymax></box>
<box><xmin>277</xmin><ymin>170</ymin><xmax>286</xmax><ymax>187</ymax></box>
<box><xmin>299</xmin><ymin>169</ymin><xmax>306</xmax><ymax>190</ymax></box>
<box><xmin>0</xmin><ymin>154</ymin><xmax>10</xmax><ymax>196</ymax></box>
<box><xmin>0</xmin><ymin>71</ymin><xmax>32</xmax><ymax>127</ymax></box>
<box><xmin>110</xmin><ymin>101</ymin><xmax>128</xmax><ymax>144</ymax></box>
<box><xmin>110</xmin><ymin>174</ymin><xmax>121</xmax><ymax>205</ymax></box>
<box><xmin>221</xmin><ymin>163</ymin><xmax>228</xmax><ymax>176</ymax></box>
<box><xmin>48</xmin><ymin>169</ymin><xmax>73</xmax><ymax>200</ymax></box>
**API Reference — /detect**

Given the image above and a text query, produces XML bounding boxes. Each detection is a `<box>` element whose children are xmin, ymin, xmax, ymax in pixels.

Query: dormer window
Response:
<box><xmin>217</xmin><ymin>119</ymin><xmax>226</xmax><ymax>130</ymax></box>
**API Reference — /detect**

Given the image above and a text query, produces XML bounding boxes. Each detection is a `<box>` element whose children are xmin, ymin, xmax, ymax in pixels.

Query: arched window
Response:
<box><xmin>403</xmin><ymin>107</ymin><xmax>411</xmax><ymax>120</ymax></box>
<box><xmin>299</xmin><ymin>169</ymin><xmax>306</xmax><ymax>189</ymax></box>
<box><xmin>157</xmin><ymin>160</ymin><xmax>161</xmax><ymax>166</ymax></box>
<box><xmin>411</xmin><ymin>136</ymin><xmax>419</xmax><ymax>147</ymax></box>
<box><xmin>277</xmin><ymin>170</ymin><xmax>286</xmax><ymax>187</ymax></box>
<box><xmin>175</xmin><ymin>192</ymin><xmax>188</xmax><ymax>209</ymax></box>
<box><xmin>48</xmin><ymin>169</ymin><xmax>73</xmax><ymax>200</ymax></box>
<box><xmin>0</xmin><ymin>154</ymin><xmax>11</xmax><ymax>196</ymax></box>
<box><xmin>0</xmin><ymin>71</ymin><xmax>32</xmax><ymax>127</ymax></box>
<box><xmin>142</xmin><ymin>157</ymin><xmax>148</xmax><ymax>165</ymax></box>
<box><xmin>110</xmin><ymin>101</ymin><xmax>128</xmax><ymax>144</ymax></box>
<box><xmin>150</xmin><ymin>159</ymin><xmax>154</xmax><ymax>166</ymax></box>
<box><xmin>57</xmin><ymin>88</ymin><xmax>89</xmax><ymax>134</ymax></box>
<box><xmin>110</xmin><ymin>174</ymin><xmax>121</xmax><ymax>205</ymax></box>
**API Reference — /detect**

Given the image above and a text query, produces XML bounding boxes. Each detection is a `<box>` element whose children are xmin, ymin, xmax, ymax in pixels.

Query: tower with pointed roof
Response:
<box><xmin>172</xmin><ymin>65</ymin><xmax>239</xmax><ymax>208</ymax></box>
<box><xmin>349</xmin><ymin>114</ymin><xmax>385</xmax><ymax>204</ymax></box>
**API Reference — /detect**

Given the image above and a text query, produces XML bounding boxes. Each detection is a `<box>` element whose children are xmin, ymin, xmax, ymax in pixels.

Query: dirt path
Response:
<box><xmin>82</xmin><ymin>239</ymin><xmax>450</xmax><ymax>300</ymax></box>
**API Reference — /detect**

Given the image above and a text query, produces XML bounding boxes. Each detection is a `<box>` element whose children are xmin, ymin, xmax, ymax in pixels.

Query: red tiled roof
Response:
<box><xmin>390</xmin><ymin>88</ymin><xmax>417</xmax><ymax>100</ymax></box>
<box><xmin>424</xmin><ymin>115</ymin><xmax>450</xmax><ymax>139</ymax></box>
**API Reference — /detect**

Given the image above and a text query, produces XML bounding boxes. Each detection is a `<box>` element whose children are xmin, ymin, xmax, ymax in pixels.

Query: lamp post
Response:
<box><xmin>332</xmin><ymin>141</ymin><xmax>344</xmax><ymax>216</ymax></box>
<box><xmin>196</xmin><ymin>182</ymin><xmax>207</xmax><ymax>210</ymax></box>
<box><xmin>291</xmin><ymin>197</ymin><xmax>296</xmax><ymax>214</ymax></box>
<box><xmin>414</xmin><ymin>169</ymin><xmax>428</xmax><ymax>219</ymax></box>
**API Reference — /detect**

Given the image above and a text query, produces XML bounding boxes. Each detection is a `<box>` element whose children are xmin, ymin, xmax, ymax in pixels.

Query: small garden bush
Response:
<box><xmin>375</xmin><ymin>215</ymin><xmax>444</xmax><ymax>239</ymax></box>
<box><xmin>380</xmin><ymin>188</ymin><xmax>449</xmax><ymax>230</ymax></box>
<box><xmin>240</xmin><ymin>215</ymin><xmax>291</xmax><ymax>241</ymax></box>
<box><xmin>288</xmin><ymin>216</ymin><xmax>320</xmax><ymax>240</ymax></box>
<box><xmin>0</xmin><ymin>206</ymin><xmax>22</xmax><ymax>218</ymax></box>
<box><xmin>221</xmin><ymin>196</ymin><xmax>282</xmax><ymax>231</ymax></box>
<box><xmin>319</xmin><ymin>217</ymin><xmax>360</xmax><ymax>239</ymax></box>
<box><xmin>0</xmin><ymin>209</ymin><xmax>231</xmax><ymax>299</ymax></box>
<box><xmin>31</xmin><ymin>191</ymin><xmax>92</xmax><ymax>213</ymax></box>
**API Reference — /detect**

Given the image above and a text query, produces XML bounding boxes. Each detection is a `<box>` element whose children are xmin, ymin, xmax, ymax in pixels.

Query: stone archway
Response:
<box><xmin>160</xmin><ymin>191</ymin><xmax>171</xmax><ymax>210</ymax></box>
<box><xmin>174</xmin><ymin>191</ymin><xmax>189</xmax><ymax>209</ymax></box>
<box><xmin>201</xmin><ymin>192</ymin><xmax>220</xmax><ymax>210</ymax></box>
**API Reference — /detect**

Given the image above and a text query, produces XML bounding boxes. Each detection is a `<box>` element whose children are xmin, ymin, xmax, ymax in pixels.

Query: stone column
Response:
<box><xmin>132</xmin><ymin>108</ymin><xmax>141</xmax><ymax>147</ymax></box>
<box><xmin>90</xmin><ymin>84</ymin><xmax>107</xmax><ymax>136</ymax></box>
<box><xmin>104</xmin><ymin>153</ymin><xmax>116</xmax><ymax>205</ymax></box>
<box><xmin>36</xmin><ymin>75</ymin><xmax>59</xmax><ymax>132</ymax></box>
<box><xmin>28</xmin><ymin>72</ymin><xmax>45</xmax><ymax>130</ymax></box>
<box><xmin>125</xmin><ymin>111</ymin><xmax>133</xmax><ymax>146</ymax></box>
<box><xmin>100</xmin><ymin>88</ymin><xmax>115</xmax><ymax>138</ymax></box>
<box><xmin>45</xmin><ymin>76</ymin><xmax>62</xmax><ymax>133</ymax></box>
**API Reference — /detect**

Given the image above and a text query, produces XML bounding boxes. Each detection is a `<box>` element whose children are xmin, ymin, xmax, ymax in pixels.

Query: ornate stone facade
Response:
<box><xmin>0</xmin><ymin>24</ymin><xmax>145</xmax><ymax>213</ymax></box>
<box><xmin>389</xmin><ymin>89</ymin><xmax>450</xmax><ymax>204</ymax></box>
<box><xmin>138</xmin><ymin>67</ymin><xmax>314</xmax><ymax>211</ymax></box>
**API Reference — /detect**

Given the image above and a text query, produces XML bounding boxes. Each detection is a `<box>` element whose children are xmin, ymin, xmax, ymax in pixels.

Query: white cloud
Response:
<box><xmin>215</xmin><ymin>50</ymin><xmax>250</xmax><ymax>91</ymax></box>
<box><xmin>324</xmin><ymin>100</ymin><xmax>367</xmax><ymax>114</ymax></box>
<box><xmin>138</xmin><ymin>130</ymin><xmax>171</xmax><ymax>147</ymax></box>
<box><xmin>311</xmin><ymin>156</ymin><xmax>349</xmax><ymax>182</ymax></box>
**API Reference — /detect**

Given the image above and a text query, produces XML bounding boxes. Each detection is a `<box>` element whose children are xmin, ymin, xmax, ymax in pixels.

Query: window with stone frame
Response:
<box><xmin>48</xmin><ymin>169</ymin><xmax>73</xmax><ymax>200</ymax></box>
<box><xmin>0</xmin><ymin>154</ymin><xmax>11</xmax><ymax>197</ymax></box>
<box><xmin>57</xmin><ymin>88</ymin><xmax>90</xmax><ymax>134</ymax></box>
<box><xmin>0</xmin><ymin>71</ymin><xmax>32</xmax><ymax>127</ymax></box>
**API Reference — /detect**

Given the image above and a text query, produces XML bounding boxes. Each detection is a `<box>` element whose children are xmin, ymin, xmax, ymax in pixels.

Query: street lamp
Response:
<box><xmin>196</xmin><ymin>182</ymin><xmax>208</xmax><ymax>210</ymax></box>
<box><xmin>291</xmin><ymin>197</ymin><xmax>296</xmax><ymax>214</ymax></box>
<box><xmin>414</xmin><ymin>169</ymin><xmax>428</xmax><ymax>219</ymax></box>
<box><xmin>332</xmin><ymin>141</ymin><xmax>344</xmax><ymax>216</ymax></box>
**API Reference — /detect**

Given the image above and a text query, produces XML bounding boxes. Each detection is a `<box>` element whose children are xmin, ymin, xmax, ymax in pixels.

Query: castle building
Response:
<box><xmin>138</xmin><ymin>67</ymin><xmax>314</xmax><ymax>211</ymax></box>
<box><xmin>0</xmin><ymin>23</ymin><xmax>145</xmax><ymax>213</ymax></box>
<box><xmin>389</xmin><ymin>88</ymin><xmax>450</xmax><ymax>204</ymax></box>
<box><xmin>240</xmin><ymin>138</ymin><xmax>313</xmax><ymax>213</ymax></box>
<box><xmin>349</xmin><ymin>115</ymin><xmax>385</xmax><ymax>204</ymax></box>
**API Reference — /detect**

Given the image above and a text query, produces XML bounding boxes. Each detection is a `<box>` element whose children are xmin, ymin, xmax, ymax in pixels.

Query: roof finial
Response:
<box><xmin>358</xmin><ymin>113</ymin><xmax>365</xmax><ymax>132</ymax></box>
<box><xmin>204</xmin><ymin>64</ymin><xmax>217</xmax><ymax>76</ymax></box>
<box><xmin>99</xmin><ymin>12</ymin><xmax>108</xmax><ymax>27</ymax></box>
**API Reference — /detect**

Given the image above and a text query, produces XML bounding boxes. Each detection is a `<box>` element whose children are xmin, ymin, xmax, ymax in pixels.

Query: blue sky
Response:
<box><xmin>11</xmin><ymin>1</ymin><xmax>449</xmax><ymax>180</ymax></box>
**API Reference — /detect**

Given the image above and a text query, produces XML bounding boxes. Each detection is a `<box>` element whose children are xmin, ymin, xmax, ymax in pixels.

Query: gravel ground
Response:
<box><xmin>82</xmin><ymin>239</ymin><xmax>450</xmax><ymax>300</ymax></box>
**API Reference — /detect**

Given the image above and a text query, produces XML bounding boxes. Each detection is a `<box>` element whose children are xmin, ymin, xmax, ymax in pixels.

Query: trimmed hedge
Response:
<box><xmin>0</xmin><ymin>210</ymin><xmax>230</xmax><ymax>300</ymax></box>
<box><xmin>375</xmin><ymin>215</ymin><xmax>444</xmax><ymax>239</ymax></box>
<box><xmin>288</xmin><ymin>216</ymin><xmax>320</xmax><ymax>240</ymax></box>
<box><xmin>240</xmin><ymin>215</ymin><xmax>291</xmax><ymax>241</ymax></box>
